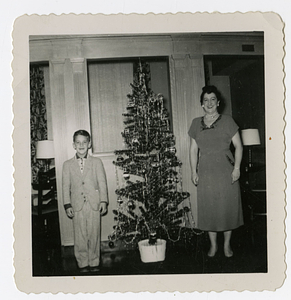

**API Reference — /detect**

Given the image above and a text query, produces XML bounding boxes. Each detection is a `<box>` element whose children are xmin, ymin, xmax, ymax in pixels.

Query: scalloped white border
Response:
<box><xmin>12</xmin><ymin>12</ymin><xmax>285</xmax><ymax>294</ymax></box>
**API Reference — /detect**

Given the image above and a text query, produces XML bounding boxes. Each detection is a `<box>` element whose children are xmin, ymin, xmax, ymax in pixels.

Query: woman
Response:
<box><xmin>188</xmin><ymin>85</ymin><xmax>243</xmax><ymax>257</ymax></box>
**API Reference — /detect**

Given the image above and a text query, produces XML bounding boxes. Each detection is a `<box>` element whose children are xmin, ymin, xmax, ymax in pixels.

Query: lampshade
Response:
<box><xmin>36</xmin><ymin>140</ymin><xmax>55</xmax><ymax>159</ymax></box>
<box><xmin>241</xmin><ymin>129</ymin><xmax>261</xmax><ymax>146</ymax></box>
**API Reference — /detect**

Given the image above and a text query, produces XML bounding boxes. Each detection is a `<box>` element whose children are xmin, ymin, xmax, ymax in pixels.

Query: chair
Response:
<box><xmin>32</xmin><ymin>168</ymin><xmax>60</xmax><ymax>268</ymax></box>
<box><xmin>32</xmin><ymin>167</ymin><xmax>58</xmax><ymax>223</ymax></box>
<box><xmin>241</xmin><ymin>163</ymin><xmax>267</xmax><ymax>247</ymax></box>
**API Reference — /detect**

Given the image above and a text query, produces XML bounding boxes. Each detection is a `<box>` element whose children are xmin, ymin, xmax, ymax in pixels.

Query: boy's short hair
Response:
<box><xmin>73</xmin><ymin>130</ymin><xmax>91</xmax><ymax>142</ymax></box>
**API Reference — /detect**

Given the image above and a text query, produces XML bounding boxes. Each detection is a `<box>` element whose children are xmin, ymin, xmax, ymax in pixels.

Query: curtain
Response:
<box><xmin>30</xmin><ymin>65</ymin><xmax>48</xmax><ymax>184</ymax></box>
<box><xmin>88</xmin><ymin>61</ymin><xmax>133</xmax><ymax>153</ymax></box>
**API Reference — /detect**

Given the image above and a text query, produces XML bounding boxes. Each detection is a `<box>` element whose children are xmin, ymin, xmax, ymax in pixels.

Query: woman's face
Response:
<box><xmin>202</xmin><ymin>92</ymin><xmax>220</xmax><ymax>114</ymax></box>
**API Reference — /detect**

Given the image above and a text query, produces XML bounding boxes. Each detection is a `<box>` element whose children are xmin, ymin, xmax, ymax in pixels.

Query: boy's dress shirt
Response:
<box><xmin>76</xmin><ymin>153</ymin><xmax>87</xmax><ymax>174</ymax></box>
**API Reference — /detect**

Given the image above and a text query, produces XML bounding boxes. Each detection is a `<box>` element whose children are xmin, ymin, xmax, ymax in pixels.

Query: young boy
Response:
<box><xmin>62</xmin><ymin>130</ymin><xmax>108</xmax><ymax>273</ymax></box>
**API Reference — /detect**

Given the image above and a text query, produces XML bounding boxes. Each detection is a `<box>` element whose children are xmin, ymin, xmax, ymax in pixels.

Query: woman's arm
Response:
<box><xmin>231</xmin><ymin>131</ymin><xmax>243</xmax><ymax>183</ymax></box>
<box><xmin>189</xmin><ymin>137</ymin><xmax>199</xmax><ymax>185</ymax></box>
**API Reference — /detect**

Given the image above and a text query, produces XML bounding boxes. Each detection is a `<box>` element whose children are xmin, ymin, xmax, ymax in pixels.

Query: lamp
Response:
<box><xmin>241</xmin><ymin>129</ymin><xmax>261</xmax><ymax>170</ymax></box>
<box><xmin>36</xmin><ymin>140</ymin><xmax>55</xmax><ymax>172</ymax></box>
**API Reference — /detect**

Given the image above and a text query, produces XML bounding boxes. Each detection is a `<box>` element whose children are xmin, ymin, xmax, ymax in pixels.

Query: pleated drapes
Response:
<box><xmin>88</xmin><ymin>62</ymin><xmax>133</xmax><ymax>153</ymax></box>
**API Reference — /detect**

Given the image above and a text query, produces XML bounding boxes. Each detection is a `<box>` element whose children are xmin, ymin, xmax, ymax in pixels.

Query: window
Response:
<box><xmin>87</xmin><ymin>57</ymin><xmax>172</xmax><ymax>153</ymax></box>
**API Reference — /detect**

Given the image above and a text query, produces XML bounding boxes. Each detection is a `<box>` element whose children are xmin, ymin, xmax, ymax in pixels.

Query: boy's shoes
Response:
<box><xmin>79</xmin><ymin>266</ymin><xmax>90</xmax><ymax>273</ymax></box>
<box><xmin>90</xmin><ymin>266</ymin><xmax>100</xmax><ymax>273</ymax></box>
<box><xmin>78</xmin><ymin>266</ymin><xmax>100</xmax><ymax>273</ymax></box>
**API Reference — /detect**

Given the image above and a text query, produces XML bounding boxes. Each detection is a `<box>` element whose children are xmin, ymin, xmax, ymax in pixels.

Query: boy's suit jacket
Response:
<box><xmin>62</xmin><ymin>156</ymin><xmax>108</xmax><ymax>212</ymax></box>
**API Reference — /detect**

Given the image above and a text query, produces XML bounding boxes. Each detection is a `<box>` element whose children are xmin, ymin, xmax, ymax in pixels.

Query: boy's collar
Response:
<box><xmin>75</xmin><ymin>153</ymin><xmax>89</xmax><ymax>159</ymax></box>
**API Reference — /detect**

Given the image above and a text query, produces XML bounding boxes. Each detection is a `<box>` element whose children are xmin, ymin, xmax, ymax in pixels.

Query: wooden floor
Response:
<box><xmin>32</xmin><ymin>216</ymin><xmax>267</xmax><ymax>276</ymax></box>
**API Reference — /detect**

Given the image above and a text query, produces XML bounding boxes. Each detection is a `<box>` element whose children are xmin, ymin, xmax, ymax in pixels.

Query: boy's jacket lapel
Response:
<box><xmin>72</xmin><ymin>158</ymin><xmax>82</xmax><ymax>178</ymax></box>
<box><xmin>82</xmin><ymin>156</ymin><xmax>92</xmax><ymax>178</ymax></box>
<box><xmin>71</xmin><ymin>156</ymin><xmax>92</xmax><ymax>178</ymax></box>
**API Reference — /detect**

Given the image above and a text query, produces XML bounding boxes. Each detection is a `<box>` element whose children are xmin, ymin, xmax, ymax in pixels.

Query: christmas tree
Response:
<box><xmin>108</xmin><ymin>61</ymin><xmax>191</xmax><ymax>247</ymax></box>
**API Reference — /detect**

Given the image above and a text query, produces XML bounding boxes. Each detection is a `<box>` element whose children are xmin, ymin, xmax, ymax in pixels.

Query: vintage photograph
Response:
<box><xmin>29</xmin><ymin>32</ymin><xmax>266</xmax><ymax>276</ymax></box>
<box><xmin>13</xmin><ymin>13</ymin><xmax>285</xmax><ymax>293</ymax></box>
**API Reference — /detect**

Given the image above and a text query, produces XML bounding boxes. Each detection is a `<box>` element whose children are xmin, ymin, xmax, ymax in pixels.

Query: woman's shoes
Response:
<box><xmin>224</xmin><ymin>246</ymin><xmax>233</xmax><ymax>258</ymax></box>
<box><xmin>207</xmin><ymin>245</ymin><xmax>234</xmax><ymax>257</ymax></box>
<box><xmin>207</xmin><ymin>245</ymin><xmax>218</xmax><ymax>257</ymax></box>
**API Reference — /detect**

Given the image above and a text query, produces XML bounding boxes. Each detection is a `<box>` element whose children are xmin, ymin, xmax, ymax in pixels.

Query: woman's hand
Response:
<box><xmin>189</xmin><ymin>138</ymin><xmax>199</xmax><ymax>186</ymax></box>
<box><xmin>231</xmin><ymin>132</ymin><xmax>243</xmax><ymax>184</ymax></box>
<box><xmin>191</xmin><ymin>172</ymin><xmax>199</xmax><ymax>186</ymax></box>
<box><xmin>99</xmin><ymin>202</ymin><xmax>108</xmax><ymax>216</ymax></box>
<box><xmin>231</xmin><ymin>168</ymin><xmax>240</xmax><ymax>184</ymax></box>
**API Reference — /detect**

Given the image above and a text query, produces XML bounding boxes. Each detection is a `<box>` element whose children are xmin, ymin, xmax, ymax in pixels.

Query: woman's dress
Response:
<box><xmin>188</xmin><ymin>114</ymin><xmax>244</xmax><ymax>231</ymax></box>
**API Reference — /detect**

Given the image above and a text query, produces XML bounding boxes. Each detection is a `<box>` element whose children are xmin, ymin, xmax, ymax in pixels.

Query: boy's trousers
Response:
<box><xmin>73</xmin><ymin>201</ymin><xmax>101</xmax><ymax>268</ymax></box>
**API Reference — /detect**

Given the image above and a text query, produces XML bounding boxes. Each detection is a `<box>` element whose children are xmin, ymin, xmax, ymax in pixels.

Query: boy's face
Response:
<box><xmin>73</xmin><ymin>135</ymin><xmax>91</xmax><ymax>158</ymax></box>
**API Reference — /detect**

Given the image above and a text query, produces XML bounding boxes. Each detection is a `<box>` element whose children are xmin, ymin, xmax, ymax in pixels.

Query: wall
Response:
<box><xmin>29</xmin><ymin>33</ymin><xmax>264</xmax><ymax>245</ymax></box>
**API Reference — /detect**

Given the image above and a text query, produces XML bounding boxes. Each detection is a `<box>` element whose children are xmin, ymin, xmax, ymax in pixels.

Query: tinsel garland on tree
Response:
<box><xmin>108</xmin><ymin>61</ymin><xmax>195</xmax><ymax>247</ymax></box>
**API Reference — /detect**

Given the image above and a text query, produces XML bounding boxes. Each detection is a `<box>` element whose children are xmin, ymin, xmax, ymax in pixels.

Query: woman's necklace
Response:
<box><xmin>203</xmin><ymin>112</ymin><xmax>220</xmax><ymax>128</ymax></box>
<box><xmin>204</xmin><ymin>112</ymin><xmax>219</xmax><ymax>119</ymax></box>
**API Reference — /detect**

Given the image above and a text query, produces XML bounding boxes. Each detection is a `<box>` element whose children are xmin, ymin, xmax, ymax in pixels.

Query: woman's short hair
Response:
<box><xmin>200</xmin><ymin>85</ymin><xmax>222</xmax><ymax>105</ymax></box>
<box><xmin>73</xmin><ymin>130</ymin><xmax>91</xmax><ymax>142</ymax></box>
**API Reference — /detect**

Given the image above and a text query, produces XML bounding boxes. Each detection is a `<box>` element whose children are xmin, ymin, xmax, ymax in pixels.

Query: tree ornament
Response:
<box><xmin>117</xmin><ymin>156</ymin><xmax>124</xmax><ymax>162</ymax></box>
<box><xmin>123</xmin><ymin>172</ymin><xmax>130</xmax><ymax>180</ymax></box>
<box><xmin>127</xmin><ymin>200</ymin><xmax>135</xmax><ymax>210</ymax></box>
<box><xmin>132</xmin><ymin>138</ymin><xmax>140</xmax><ymax>146</ymax></box>
<box><xmin>182</xmin><ymin>192</ymin><xmax>190</xmax><ymax>199</ymax></box>
<box><xmin>151</xmin><ymin>161</ymin><xmax>160</xmax><ymax>168</ymax></box>
<box><xmin>166</xmin><ymin>146</ymin><xmax>176</xmax><ymax>154</ymax></box>
<box><xmin>167</xmin><ymin>202</ymin><xmax>176</xmax><ymax>211</ymax></box>
<box><xmin>108</xmin><ymin>241</ymin><xmax>115</xmax><ymax>248</ymax></box>
<box><xmin>109</xmin><ymin>233</ymin><xmax>116</xmax><ymax>241</ymax></box>
<box><xmin>117</xmin><ymin>196</ymin><xmax>123</xmax><ymax>204</ymax></box>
